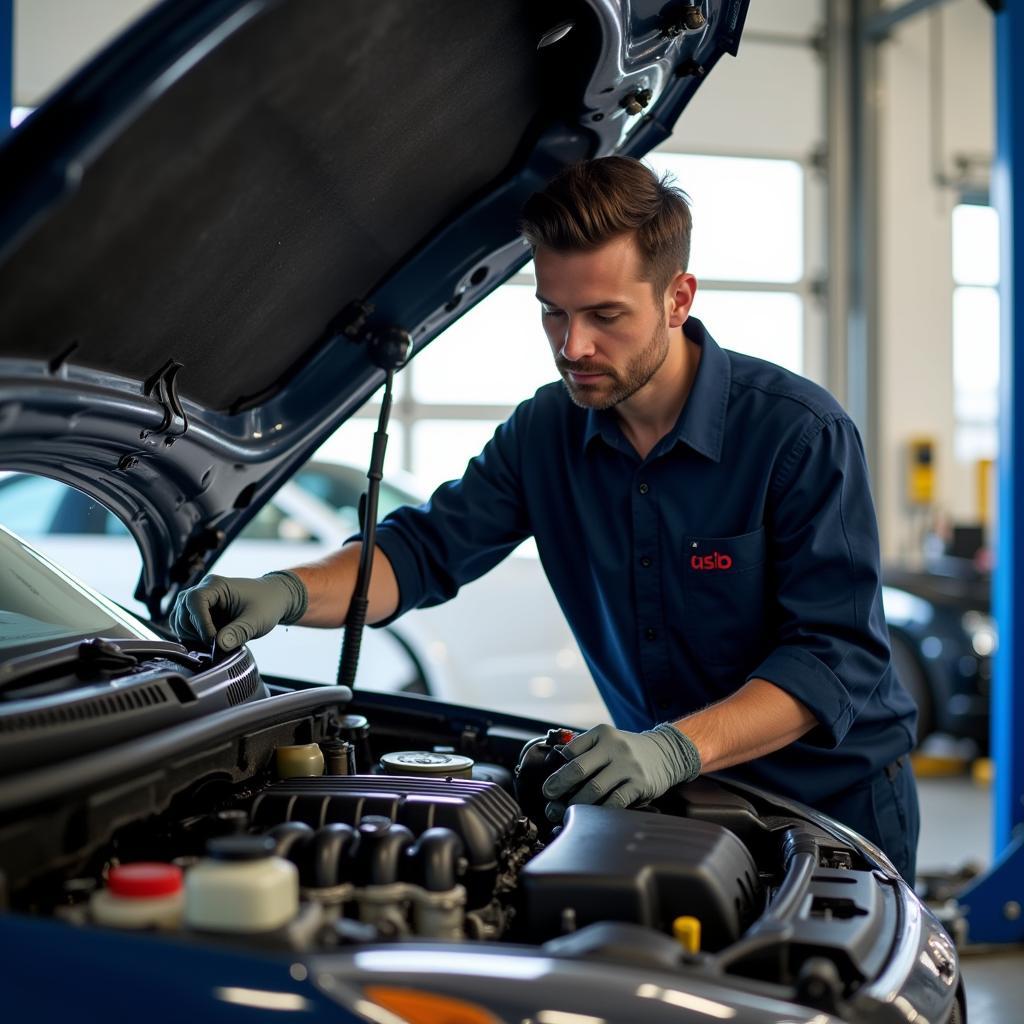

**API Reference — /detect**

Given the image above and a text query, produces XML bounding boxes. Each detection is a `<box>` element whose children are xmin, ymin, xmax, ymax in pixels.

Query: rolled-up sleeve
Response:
<box><xmin>748</xmin><ymin>416</ymin><xmax>891</xmax><ymax>748</ymax></box>
<box><xmin>369</xmin><ymin>402</ymin><xmax>533</xmax><ymax>625</ymax></box>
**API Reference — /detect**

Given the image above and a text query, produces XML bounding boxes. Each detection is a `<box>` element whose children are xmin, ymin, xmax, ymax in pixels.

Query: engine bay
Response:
<box><xmin>0</xmin><ymin>678</ymin><xmax>953</xmax><ymax>1020</ymax></box>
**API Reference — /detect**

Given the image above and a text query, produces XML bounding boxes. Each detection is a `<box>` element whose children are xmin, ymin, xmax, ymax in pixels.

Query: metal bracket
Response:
<box><xmin>330</xmin><ymin>300</ymin><xmax>411</xmax><ymax>371</ymax></box>
<box><xmin>141</xmin><ymin>359</ymin><xmax>188</xmax><ymax>442</ymax></box>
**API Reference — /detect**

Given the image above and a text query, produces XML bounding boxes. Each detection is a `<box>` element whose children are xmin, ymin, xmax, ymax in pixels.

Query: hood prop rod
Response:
<box><xmin>337</xmin><ymin>328</ymin><xmax>411</xmax><ymax>688</ymax></box>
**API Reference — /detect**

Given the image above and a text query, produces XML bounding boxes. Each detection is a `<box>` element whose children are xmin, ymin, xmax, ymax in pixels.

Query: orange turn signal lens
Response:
<box><xmin>362</xmin><ymin>986</ymin><xmax>501</xmax><ymax>1024</ymax></box>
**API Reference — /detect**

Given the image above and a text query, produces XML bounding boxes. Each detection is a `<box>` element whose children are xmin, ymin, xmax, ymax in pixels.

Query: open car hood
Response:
<box><xmin>0</xmin><ymin>0</ymin><xmax>749</xmax><ymax>616</ymax></box>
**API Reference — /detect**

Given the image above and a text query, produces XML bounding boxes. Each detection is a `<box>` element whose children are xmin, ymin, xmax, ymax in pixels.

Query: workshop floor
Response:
<box><xmin>916</xmin><ymin>774</ymin><xmax>1024</xmax><ymax>1023</ymax></box>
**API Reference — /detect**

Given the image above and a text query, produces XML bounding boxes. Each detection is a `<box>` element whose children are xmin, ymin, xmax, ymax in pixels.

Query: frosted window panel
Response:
<box><xmin>953</xmin><ymin>287</ymin><xmax>1000</xmax><ymax>424</ymax></box>
<box><xmin>744</xmin><ymin>0</ymin><xmax>824</xmax><ymax>35</ymax></box>
<box><xmin>689</xmin><ymin>291</ymin><xmax>803</xmax><ymax>374</ymax></box>
<box><xmin>952</xmin><ymin>205</ymin><xmax>999</xmax><ymax>287</ymax></box>
<box><xmin>956</xmin><ymin>393</ymin><xmax>998</xmax><ymax>422</ymax></box>
<box><xmin>413</xmin><ymin>420</ymin><xmax>503</xmax><ymax>488</ymax></box>
<box><xmin>955</xmin><ymin>423</ymin><xmax>997</xmax><ymax>463</ymax></box>
<box><xmin>315</xmin><ymin>417</ymin><xmax>406</xmax><ymax>473</ymax></box>
<box><xmin>643</xmin><ymin>153</ymin><xmax>804</xmax><ymax>283</ymax></box>
<box><xmin>414</xmin><ymin>285</ymin><xmax>557</xmax><ymax>404</ymax></box>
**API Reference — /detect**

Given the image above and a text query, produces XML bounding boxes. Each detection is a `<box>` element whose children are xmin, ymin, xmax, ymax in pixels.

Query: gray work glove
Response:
<box><xmin>541</xmin><ymin>722</ymin><xmax>701</xmax><ymax>822</ymax></box>
<box><xmin>170</xmin><ymin>571</ymin><xmax>308</xmax><ymax>652</ymax></box>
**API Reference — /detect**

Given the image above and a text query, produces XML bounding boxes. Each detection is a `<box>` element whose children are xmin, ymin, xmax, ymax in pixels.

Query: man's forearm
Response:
<box><xmin>674</xmin><ymin>677</ymin><xmax>817</xmax><ymax>774</ymax></box>
<box><xmin>288</xmin><ymin>542</ymin><xmax>400</xmax><ymax>628</ymax></box>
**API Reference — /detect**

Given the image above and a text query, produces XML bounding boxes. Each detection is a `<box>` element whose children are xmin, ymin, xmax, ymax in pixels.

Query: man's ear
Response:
<box><xmin>666</xmin><ymin>272</ymin><xmax>697</xmax><ymax>328</ymax></box>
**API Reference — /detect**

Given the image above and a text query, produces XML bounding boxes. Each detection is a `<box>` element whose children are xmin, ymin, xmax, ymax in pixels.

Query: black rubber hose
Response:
<box><xmin>715</xmin><ymin>826</ymin><xmax>820</xmax><ymax>971</ymax></box>
<box><xmin>406</xmin><ymin>828</ymin><xmax>464</xmax><ymax>892</ymax></box>
<box><xmin>763</xmin><ymin>827</ymin><xmax>820</xmax><ymax>923</ymax></box>
<box><xmin>265</xmin><ymin>821</ymin><xmax>315</xmax><ymax>861</ymax></box>
<box><xmin>355</xmin><ymin>818</ymin><xmax>416</xmax><ymax>886</ymax></box>
<box><xmin>308</xmin><ymin>823</ymin><xmax>360</xmax><ymax>888</ymax></box>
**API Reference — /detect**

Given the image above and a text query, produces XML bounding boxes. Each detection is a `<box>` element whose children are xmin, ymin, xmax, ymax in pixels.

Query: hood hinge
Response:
<box><xmin>142</xmin><ymin>359</ymin><xmax>188</xmax><ymax>443</ymax></box>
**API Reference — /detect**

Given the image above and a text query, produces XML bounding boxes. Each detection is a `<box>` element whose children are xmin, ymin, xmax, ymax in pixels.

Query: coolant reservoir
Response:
<box><xmin>185</xmin><ymin>835</ymin><xmax>298</xmax><ymax>932</ymax></box>
<box><xmin>90</xmin><ymin>863</ymin><xmax>184</xmax><ymax>930</ymax></box>
<box><xmin>275</xmin><ymin>743</ymin><xmax>325</xmax><ymax>778</ymax></box>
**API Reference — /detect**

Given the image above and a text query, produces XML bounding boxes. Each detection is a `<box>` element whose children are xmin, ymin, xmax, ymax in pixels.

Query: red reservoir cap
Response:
<box><xmin>108</xmin><ymin>863</ymin><xmax>183</xmax><ymax>899</ymax></box>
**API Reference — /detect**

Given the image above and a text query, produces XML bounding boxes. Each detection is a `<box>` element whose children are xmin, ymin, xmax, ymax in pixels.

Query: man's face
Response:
<box><xmin>533</xmin><ymin>234</ymin><xmax>680</xmax><ymax>410</ymax></box>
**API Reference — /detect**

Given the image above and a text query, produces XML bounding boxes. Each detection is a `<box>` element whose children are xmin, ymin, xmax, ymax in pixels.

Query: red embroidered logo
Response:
<box><xmin>690</xmin><ymin>552</ymin><xmax>733</xmax><ymax>571</ymax></box>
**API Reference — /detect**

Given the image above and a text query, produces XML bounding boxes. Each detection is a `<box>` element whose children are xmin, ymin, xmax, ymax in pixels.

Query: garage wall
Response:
<box><xmin>657</xmin><ymin>1</ymin><xmax>827</xmax><ymax>383</ymax></box>
<box><xmin>659</xmin><ymin>0</ymin><xmax>997</xmax><ymax>564</ymax></box>
<box><xmin>877</xmin><ymin>1</ymin><xmax>995</xmax><ymax>561</ymax></box>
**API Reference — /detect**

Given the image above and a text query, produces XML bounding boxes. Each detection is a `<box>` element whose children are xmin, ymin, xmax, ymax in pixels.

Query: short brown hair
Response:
<box><xmin>519</xmin><ymin>156</ymin><xmax>692</xmax><ymax>297</ymax></box>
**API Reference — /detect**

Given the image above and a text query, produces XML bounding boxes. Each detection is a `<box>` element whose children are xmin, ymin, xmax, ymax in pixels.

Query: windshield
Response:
<box><xmin>0</xmin><ymin>525</ymin><xmax>156</xmax><ymax>653</ymax></box>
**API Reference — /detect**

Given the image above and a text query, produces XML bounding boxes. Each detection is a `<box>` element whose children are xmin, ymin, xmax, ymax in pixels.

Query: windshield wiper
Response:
<box><xmin>0</xmin><ymin>637</ymin><xmax>194</xmax><ymax>698</ymax></box>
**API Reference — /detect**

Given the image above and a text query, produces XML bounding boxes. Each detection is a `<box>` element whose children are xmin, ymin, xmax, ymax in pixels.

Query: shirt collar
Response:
<box><xmin>582</xmin><ymin>315</ymin><xmax>730</xmax><ymax>462</ymax></box>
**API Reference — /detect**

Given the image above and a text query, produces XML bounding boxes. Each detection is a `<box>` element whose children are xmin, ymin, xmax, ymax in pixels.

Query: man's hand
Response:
<box><xmin>541</xmin><ymin>722</ymin><xmax>701</xmax><ymax>822</ymax></box>
<box><xmin>170</xmin><ymin>571</ymin><xmax>308</xmax><ymax>651</ymax></box>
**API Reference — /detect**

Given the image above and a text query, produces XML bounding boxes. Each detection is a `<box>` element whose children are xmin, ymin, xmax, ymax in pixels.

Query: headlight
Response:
<box><xmin>962</xmin><ymin>611</ymin><xmax>997</xmax><ymax>657</ymax></box>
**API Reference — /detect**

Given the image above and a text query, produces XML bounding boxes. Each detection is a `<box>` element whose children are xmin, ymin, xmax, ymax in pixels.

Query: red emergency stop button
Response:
<box><xmin>108</xmin><ymin>863</ymin><xmax>183</xmax><ymax>899</ymax></box>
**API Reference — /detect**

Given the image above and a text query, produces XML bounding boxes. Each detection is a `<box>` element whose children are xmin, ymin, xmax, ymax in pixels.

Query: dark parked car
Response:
<box><xmin>884</xmin><ymin>564</ymin><xmax>993</xmax><ymax>750</ymax></box>
<box><xmin>0</xmin><ymin>1</ymin><xmax>964</xmax><ymax>1022</ymax></box>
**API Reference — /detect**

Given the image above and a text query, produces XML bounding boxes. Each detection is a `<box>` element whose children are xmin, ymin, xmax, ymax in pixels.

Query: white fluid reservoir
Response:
<box><xmin>185</xmin><ymin>835</ymin><xmax>298</xmax><ymax>933</ymax></box>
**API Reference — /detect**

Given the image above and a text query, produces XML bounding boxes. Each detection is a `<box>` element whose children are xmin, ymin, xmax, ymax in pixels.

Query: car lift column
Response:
<box><xmin>955</xmin><ymin>0</ymin><xmax>1024</xmax><ymax>944</ymax></box>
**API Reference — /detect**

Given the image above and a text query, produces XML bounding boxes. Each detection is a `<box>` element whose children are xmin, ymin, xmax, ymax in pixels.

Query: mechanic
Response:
<box><xmin>172</xmin><ymin>156</ymin><xmax>920</xmax><ymax>880</ymax></box>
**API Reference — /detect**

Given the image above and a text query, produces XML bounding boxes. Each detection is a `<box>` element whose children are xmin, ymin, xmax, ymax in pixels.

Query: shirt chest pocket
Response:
<box><xmin>681</xmin><ymin>527</ymin><xmax>768</xmax><ymax>666</ymax></box>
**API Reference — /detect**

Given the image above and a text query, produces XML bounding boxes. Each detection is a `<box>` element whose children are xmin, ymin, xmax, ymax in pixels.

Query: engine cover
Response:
<box><xmin>250</xmin><ymin>775</ymin><xmax>523</xmax><ymax>906</ymax></box>
<box><xmin>520</xmin><ymin>805</ymin><xmax>762</xmax><ymax>950</ymax></box>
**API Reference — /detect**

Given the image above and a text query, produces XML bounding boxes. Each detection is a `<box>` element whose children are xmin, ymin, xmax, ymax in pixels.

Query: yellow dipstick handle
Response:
<box><xmin>673</xmin><ymin>915</ymin><xmax>701</xmax><ymax>953</ymax></box>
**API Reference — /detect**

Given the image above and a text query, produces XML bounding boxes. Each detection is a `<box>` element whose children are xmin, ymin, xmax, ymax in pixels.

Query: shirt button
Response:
<box><xmin>657</xmin><ymin>699</ymin><xmax>671</xmax><ymax>711</ymax></box>
<box><xmin>640</xmin><ymin>556</ymin><xmax>652</xmax><ymax>568</ymax></box>
<box><xmin>645</xmin><ymin>627</ymin><xmax>657</xmax><ymax>641</ymax></box>
<box><xmin>638</xmin><ymin>483</ymin><xmax>649</xmax><ymax>494</ymax></box>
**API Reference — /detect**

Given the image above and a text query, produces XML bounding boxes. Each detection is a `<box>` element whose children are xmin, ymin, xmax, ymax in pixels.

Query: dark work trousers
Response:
<box><xmin>813</xmin><ymin>756</ymin><xmax>920</xmax><ymax>882</ymax></box>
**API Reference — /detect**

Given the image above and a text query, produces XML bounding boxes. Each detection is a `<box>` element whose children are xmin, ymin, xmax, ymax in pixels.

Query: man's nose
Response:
<box><xmin>560</xmin><ymin>317</ymin><xmax>596</xmax><ymax>362</ymax></box>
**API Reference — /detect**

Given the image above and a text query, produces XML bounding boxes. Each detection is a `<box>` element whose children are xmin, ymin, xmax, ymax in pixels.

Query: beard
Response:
<box><xmin>557</xmin><ymin>314</ymin><xmax>671</xmax><ymax>411</ymax></box>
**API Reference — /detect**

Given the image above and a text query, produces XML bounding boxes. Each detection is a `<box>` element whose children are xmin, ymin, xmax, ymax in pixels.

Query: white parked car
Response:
<box><xmin>0</xmin><ymin>464</ymin><xmax>608</xmax><ymax>725</ymax></box>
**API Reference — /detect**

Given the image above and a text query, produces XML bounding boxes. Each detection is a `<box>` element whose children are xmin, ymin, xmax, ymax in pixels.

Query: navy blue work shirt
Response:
<box><xmin>373</xmin><ymin>317</ymin><xmax>917</xmax><ymax>806</ymax></box>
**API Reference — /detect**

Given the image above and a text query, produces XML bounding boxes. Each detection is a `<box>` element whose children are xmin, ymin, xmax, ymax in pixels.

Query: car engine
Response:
<box><xmin>11</xmin><ymin>718</ymin><xmax>765</xmax><ymax>953</ymax></box>
<box><xmin>0</xmin><ymin>682</ymin><xmax>963</xmax><ymax>1023</ymax></box>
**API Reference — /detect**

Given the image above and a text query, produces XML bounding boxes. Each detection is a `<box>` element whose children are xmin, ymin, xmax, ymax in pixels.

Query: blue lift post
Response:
<box><xmin>0</xmin><ymin>0</ymin><xmax>11</xmax><ymax>139</ymax></box>
<box><xmin>955</xmin><ymin>0</ymin><xmax>1024</xmax><ymax>945</ymax></box>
